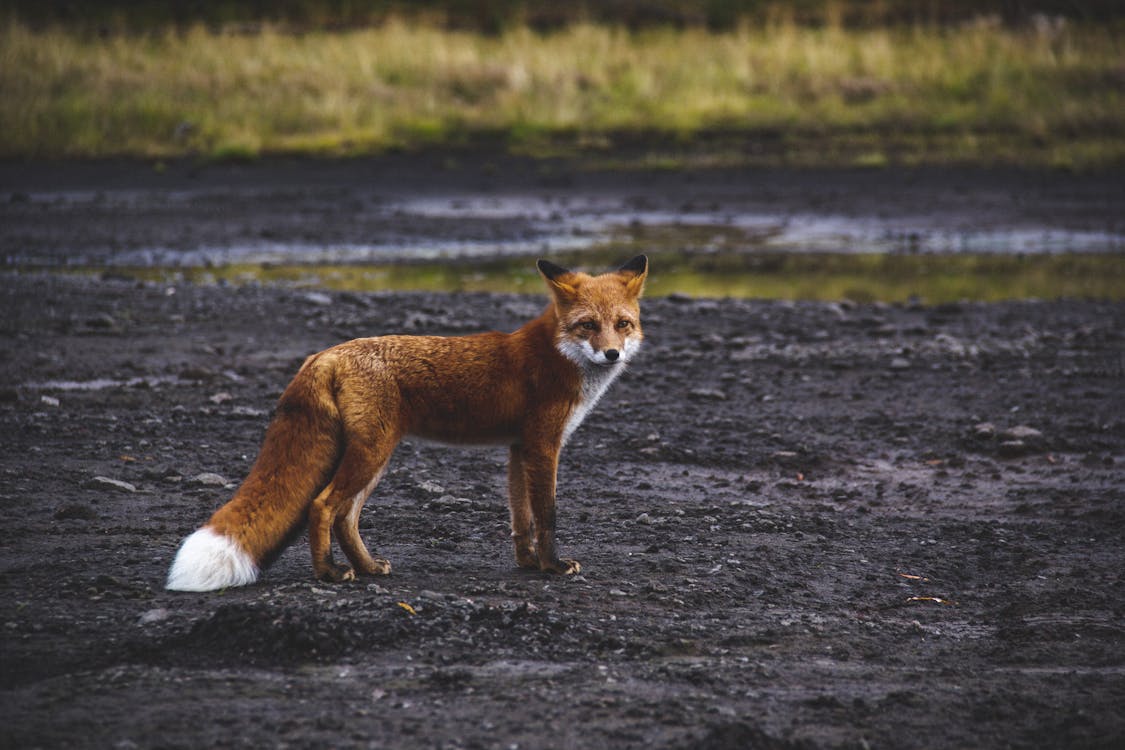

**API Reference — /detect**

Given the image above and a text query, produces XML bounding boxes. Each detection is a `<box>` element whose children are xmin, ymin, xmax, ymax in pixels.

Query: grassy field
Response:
<box><xmin>2</xmin><ymin>18</ymin><xmax>1123</xmax><ymax>167</ymax></box>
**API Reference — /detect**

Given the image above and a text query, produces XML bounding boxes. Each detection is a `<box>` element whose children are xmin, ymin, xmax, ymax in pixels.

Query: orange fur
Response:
<box><xmin>167</xmin><ymin>256</ymin><xmax>648</xmax><ymax>589</ymax></box>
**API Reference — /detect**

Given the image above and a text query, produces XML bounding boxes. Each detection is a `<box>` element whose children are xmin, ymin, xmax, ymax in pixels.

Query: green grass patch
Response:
<box><xmin>66</xmin><ymin>252</ymin><xmax>1125</xmax><ymax>304</ymax></box>
<box><xmin>2</xmin><ymin>19</ymin><xmax>1123</xmax><ymax>167</ymax></box>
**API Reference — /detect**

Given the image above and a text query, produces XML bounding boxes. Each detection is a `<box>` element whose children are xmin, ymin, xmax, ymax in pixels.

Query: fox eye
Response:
<box><xmin>579</xmin><ymin>321</ymin><xmax>598</xmax><ymax>331</ymax></box>
<box><xmin>616</xmin><ymin>319</ymin><xmax>631</xmax><ymax>330</ymax></box>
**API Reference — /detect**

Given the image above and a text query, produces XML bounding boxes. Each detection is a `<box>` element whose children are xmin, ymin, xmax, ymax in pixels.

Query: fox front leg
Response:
<box><xmin>508</xmin><ymin>445</ymin><xmax>540</xmax><ymax>569</ymax></box>
<box><xmin>521</xmin><ymin>443</ymin><xmax>580</xmax><ymax>575</ymax></box>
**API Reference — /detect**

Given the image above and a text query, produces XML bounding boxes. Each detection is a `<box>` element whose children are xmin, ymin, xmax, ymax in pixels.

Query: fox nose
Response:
<box><xmin>604</xmin><ymin>349</ymin><xmax>620</xmax><ymax>362</ymax></box>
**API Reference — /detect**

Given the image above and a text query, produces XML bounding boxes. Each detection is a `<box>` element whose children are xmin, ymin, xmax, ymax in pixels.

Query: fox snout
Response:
<box><xmin>588</xmin><ymin>342</ymin><xmax>632</xmax><ymax>366</ymax></box>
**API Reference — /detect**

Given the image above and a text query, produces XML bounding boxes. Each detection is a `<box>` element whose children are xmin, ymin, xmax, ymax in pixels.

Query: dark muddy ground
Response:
<box><xmin>3</xmin><ymin>156</ymin><xmax>1123</xmax><ymax>266</ymax></box>
<box><xmin>1</xmin><ymin>159</ymin><xmax>1124</xmax><ymax>749</ymax></box>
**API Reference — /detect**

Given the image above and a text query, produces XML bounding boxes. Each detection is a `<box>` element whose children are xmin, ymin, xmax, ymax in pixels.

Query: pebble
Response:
<box><xmin>191</xmin><ymin>472</ymin><xmax>229</xmax><ymax>487</ymax></box>
<box><xmin>424</xmin><ymin>495</ymin><xmax>474</xmax><ymax>512</ymax></box>
<box><xmin>994</xmin><ymin>425</ymin><xmax>1045</xmax><ymax>457</ymax></box>
<box><xmin>771</xmin><ymin>451</ymin><xmax>801</xmax><ymax>467</ymax></box>
<box><xmin>87</xmin><ymin>476</ymin><xmax>137</xmax><ymax>493</ymax></box>
<box><xmin>137</xmin><ymin>608</ymin><xmax>170</xmax><ymax>625</ymax></box>
<box><xmin>230</xmin><ymin>406</ymin><xmax>267</xmax><ymax>417</ymax></box>
<box><xmin>1001</xmin><ymin>425</ymin><xmax>1043</xmax><ymax>442</ymax></box>
<box><xmin>890</xmin><ymin>357</ymin><xmax>911</xmax><ymax>370</ymax></box>
<box><xmin>973</xmin><ymin>422</ymin><xmax>997</xmax><ymax>438</ymax></box>
<box><xmin>418</xmin><ymin>480</ymin><xmax>446</xmax><ymax>495</ymax></box>
<box><xmin>302</xmin><ymin>292</ymin><xmax>333</xmax><ymax>307</ymax></box>
<box><xmin>40</xmin><ymin>395</ymin><xmax>60</xmax><ymax>407</ymax></box>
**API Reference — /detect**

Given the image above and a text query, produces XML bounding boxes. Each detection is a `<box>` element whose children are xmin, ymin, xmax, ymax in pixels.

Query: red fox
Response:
<box><xmin>166</xmin><ymin>255</ymin><xmax>648</xmax><ymax>591</ymax></box>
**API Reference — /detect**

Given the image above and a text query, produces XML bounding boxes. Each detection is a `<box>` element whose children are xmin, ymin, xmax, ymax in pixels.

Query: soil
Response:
<box><xmin>1</xmin><ymin>158</ymin><xmax>1124</xmax><ymax>749</ymax></box>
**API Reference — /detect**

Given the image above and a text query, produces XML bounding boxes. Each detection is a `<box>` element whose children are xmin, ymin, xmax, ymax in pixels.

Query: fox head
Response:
<box><xmin>537</xmin><ymin>255</ymin><xmax>648</xmax><ymax>369</ymax></box>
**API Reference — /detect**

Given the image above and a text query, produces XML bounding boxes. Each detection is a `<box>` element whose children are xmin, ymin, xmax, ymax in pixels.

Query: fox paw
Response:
<box><xmin>515</xmin><ymin>549</ymin><xmax>540</xmax><ymax>569</ymax></box>
<box><xmin>359</xmin><ymin>557</ymin><xmax>392</xmax><ymax>576</ymax></box>
<box><xmin>317</xmin><ymin>562</ymin><xmax>356</xmax><ymax>583</ymax></box>
<box><xmin>542</xmin><ymin>558</ymin><xmax>581</xmax><ymax>575</ymax></box>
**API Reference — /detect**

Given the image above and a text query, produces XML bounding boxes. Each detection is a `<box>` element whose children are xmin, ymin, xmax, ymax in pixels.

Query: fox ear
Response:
<box><xmin>538</xmin><ymin>259</ymin><xmax>578</xmax><ymax>300</ymax></box>
<box><xmin>618</xmin><ymin>254</ymin><xmax>648</xmax><ymax>298</ymax></box>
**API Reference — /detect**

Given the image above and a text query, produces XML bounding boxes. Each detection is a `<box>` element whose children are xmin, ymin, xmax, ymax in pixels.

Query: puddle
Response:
<box><xmin>399</xmin><ymin>194</ymin><xmax>1123</xmax><ymax>256</ymax></box>
<box><xmin>8</xmin><ymin>189</ymin><xmax>1124</xmax><ymax>302</ymax></box>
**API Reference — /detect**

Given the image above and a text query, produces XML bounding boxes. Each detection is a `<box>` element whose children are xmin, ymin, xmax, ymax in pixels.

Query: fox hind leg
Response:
<box><xmin>334</xmin><ymin>465</ymin><xmax>392</xmax><ymax>577</ymax></box>
<box><xmin>309</xmin><ymin>438</ymin><xmax>396</xmax><ymax>583</ymax></box>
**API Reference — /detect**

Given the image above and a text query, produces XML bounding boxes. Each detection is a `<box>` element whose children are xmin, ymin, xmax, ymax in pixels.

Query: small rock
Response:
<box><xmin>771</xmin><ymin>451</ymin><xmax>801</xmax><ymax>467</ymax></box>
<box><xmin>636</xmin><ymin>512</ymin><xmax>655</xmax><ymax>525</ymax></box>
<box><xmin>418</xmin><ymin>480</ymin><xmax>446</xmax><ymax>495</ymax></box>
<box><xmin>40</xmin><ymin>395</ymin><xmax>60</xmax><ymax>407</ymax></box>
<box><xmin>87</xmin><ymin>476</ymin><xmax>137</xmax><ymax>493</ymax></box>
<box><xmin>191</xmin><ymin>472</ymin><xmax>229</xmax><ymax>487</ymax></box>
<box><xmin>209</xmin><ymin>391</ymin><xmax>233</xmax><ymax>405</ymax></box>
<box><xmin>302</xmin><ymin>292</ymin><xmax>333</xmax><ymax>306</ymax></box>
<box><xmin>890</xmin><ymin>357</ymin><xmax>911</xmax><ymax>370</ymax></box>
<box><xmin>1001</xmin><ymin>425</ymin><xmax>1043</xmax><ymax>442</ymax></box>
<box><xmin>972</xmin><ymin>422</ymin><xmax>997</xmax><ymax>438</ymax></box>
<box><xmin>230</xmin><ymin>406</ymin><xmax>267</xmax><ymax>417</ymax></box>
<box><xmin>138</xmin><ymin>608</ymin><xmax>170</xmax><ymax>625</ymax></box>
<box><xmin>424</xmin><ymin>495</ymin><xmax>473</xmax><ymax>512</ymax></box>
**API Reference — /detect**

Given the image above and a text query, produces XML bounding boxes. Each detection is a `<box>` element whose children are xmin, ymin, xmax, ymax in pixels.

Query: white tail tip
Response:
<box><xmin>166</xmin><ymin>527</ymin><xmax>258</xmax><ymax>592</ymax></box>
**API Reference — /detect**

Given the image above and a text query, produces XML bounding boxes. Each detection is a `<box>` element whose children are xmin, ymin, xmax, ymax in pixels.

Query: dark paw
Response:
<box><xmin>540</xmin><ymin>557</ymin><xmax>581</xmax><ymax>575</ymax></box>
<box><xmin>358</xmin><ymin>557</ymin><xmax>392</xmax><ymax>576</ymax></box>
<box><xmin>316</xmin><ymin>562</ymin><xmax>356</xmax><ymax>583</ymax></box>
<box><xmin>515</xmin><ymin>548</ymin><xmax>540</xmax><ymax>569</ymax></box>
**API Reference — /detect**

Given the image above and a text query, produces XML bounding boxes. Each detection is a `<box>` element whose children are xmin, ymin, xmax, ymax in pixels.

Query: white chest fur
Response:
<box><xmin>562</xmin><ymin>365</ymin><xmax>623</xmax><ymax>445</ymax></box>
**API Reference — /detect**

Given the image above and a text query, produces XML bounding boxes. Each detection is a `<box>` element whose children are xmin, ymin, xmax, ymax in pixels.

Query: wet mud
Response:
<box><xmin>2</xmin><ymin>272</ymin><xmax>1123</xmax><ymax>748</ymax></box>
<box><xmin>1</xmin><ymin>157</ymin><xmax>1124</xmax><ymax>748</ymax></box>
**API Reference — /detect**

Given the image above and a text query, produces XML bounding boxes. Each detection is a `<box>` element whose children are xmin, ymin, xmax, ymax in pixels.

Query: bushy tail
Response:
<box><xmin>166</xmin><ymin>527</ymin><xmax>260</xmax><ymax>592</ymax></box>
<box><xmin>167</xmin><ymin>355</ymin><xmax>341</xmax><ymax>591</ymax></box>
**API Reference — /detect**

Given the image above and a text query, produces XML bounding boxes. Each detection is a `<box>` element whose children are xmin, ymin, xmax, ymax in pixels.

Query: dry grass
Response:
<box><xmin>2</xmin><ymin>18</ymin><xmax>1123</xmax><ymax>166</ymax></box>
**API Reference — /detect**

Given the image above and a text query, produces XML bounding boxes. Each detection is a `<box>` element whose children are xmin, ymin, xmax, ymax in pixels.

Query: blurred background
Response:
<box><xmin>4</xmin><ymin>0</ymin><xmax>1124</xmax><ymax>166</ymax></box>
<box><xmin>1</xmin><ymin>0</ymin><xmax>1123</xmax><ymax>300</ymax></box>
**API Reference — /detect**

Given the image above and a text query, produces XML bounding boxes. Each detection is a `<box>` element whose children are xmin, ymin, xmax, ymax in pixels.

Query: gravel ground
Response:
<box><xmin>1</xmin><ymin>269</ymin><xmax>1123</xmax><ymax>749</ymax></box>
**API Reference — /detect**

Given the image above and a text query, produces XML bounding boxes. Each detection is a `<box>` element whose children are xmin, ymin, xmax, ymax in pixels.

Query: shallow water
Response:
<box><xmin>7</xmin><ymin>173</ymin><xmax>1124</xmax><ymax>302</ymax></box>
